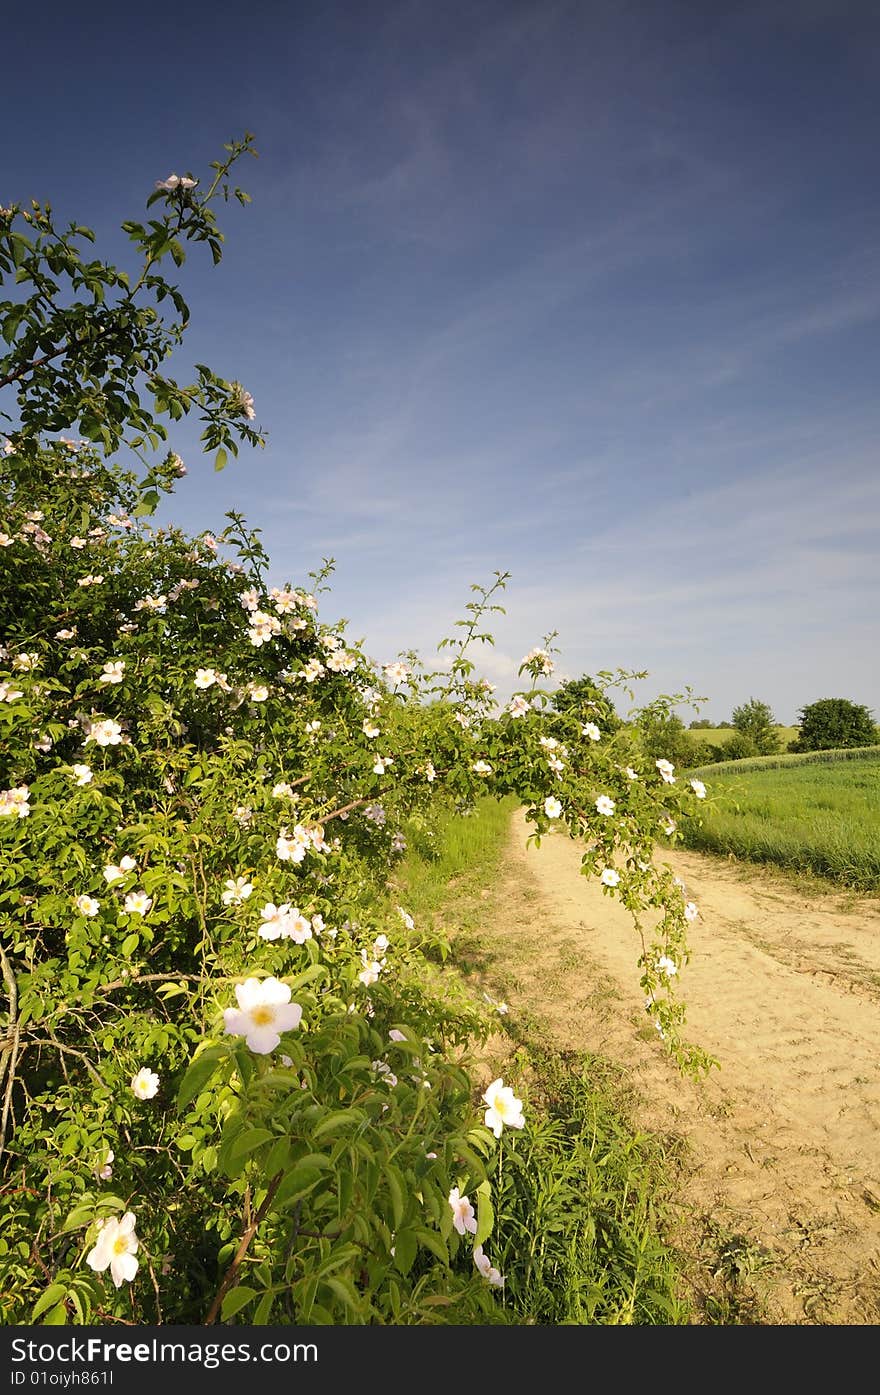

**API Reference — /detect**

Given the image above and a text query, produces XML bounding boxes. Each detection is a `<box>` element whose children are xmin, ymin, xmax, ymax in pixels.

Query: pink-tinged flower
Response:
<box><xmin>326</xmin><ymin>649</ymin><xmax>355</xmax><ymax>673</ymax></box>
<box><xmin>194</xmin><ymin>668</ymin><xmax>218</xmax><ymax>689</ymax></box>
<box><xmin>258</xmin><ymin>902</ymin><xmax>292</xmax><ymax>941</ymax></box>
<box><xmin>581</xmin><ymin>722</ymin><xmax>601</xmax><ymax>742</ymax></box>
<box><xmin>70</xmin><ymin>763</ymin><xmax>93</xmax><ymax>786</ymax></box>
<box><xmin>0</xmin><ymin>682</ymin><xmax>23</xmax><ymax>702</ymax></box>
<box><xmin>276</xmin><ymin>827</ymin><xmax>309</xmax><ymax>863</ymax></box>
<box><xmin>85</xmin><ymin>719</ymin><xmax>123</xmax><ymax>747</ymax></box>
<box><xmin>600</xmin><ymin>868</ymin><xmax>620</xmax><ymax>888</ymax></box>
<box><xmin>595</xmin><ymin>795</ymin><xmax>615</xmax><ymax>816</ymax></box>
<box><xmin>660</xmin><ymin>816</ymin><xmax>676</xmax><ymax>836</ymax></box>
<box><xmin>96</xmin><ymin>1148</ymin><xmax>114</xmax><ymax>1182</ymax></box>
<box><xmin>69</xmin><ymin>536</ymin><xmax>87</xmax><ymax>549</ymax></box>
<box><xmin>388</xmin><ymin>1029</ymin><xmax>406</xmax><ymax>1042</ymax></box>
<box><xmin>474</xmin><ymin>1245</ymin><xmax>504</xmax><ymax>1287</ymax></box>
<box><xmin>131</xmin><ymin>1067</ymin><xmax>159</xmax><ymax>1100</ymax></box>
<box><xmin>247</xmin><ymin>683</ymin><xmax>269</xmax><ymax>702</ymax></box>
<box><xmin>75</xmin><ymin>894</ymin><xmax>100</xmax><ymax>917</ymax></box>
<box><xmin>86</xmin><ymin>1211</ymin><xmax>139</xmax><ymax>1288</ymax></box>
<box><xmin>684</xmin><ymin>901</ymin><xmax>698</xmax><ymax>922</ymax></box>
<box><xmin>655</xmin><ymin>758</ymin><xmax>676</xmax><ymax>785</ymax></box>
<box><xmin>240</xmin><ymin>588</ymin><xmax>260</xmax><ymax>611</ymax></box>
<box><xmin>472</xmin><ymin>760</ymin><xmax>492</xmax><ymax>776</ymax></box>
<box><xmin>396</xmin><ymin>906</ymin><xmax>415</xmax><ymax>930</ymax></box>
<box><xmin>358</xmin><ymin>949</ymin><xmax>382</xmax><ymax>986</ymax></box>
<box><xmin>520</xmin><ymin>646</ymin><xmax>554</xmax><ymax>676</ymax></box>
<box><xmin>285</xmin><ymin>909</ymin><xmax>313</xmax><ymax>944</ymax></box>
<box><xmin>544</xmin><ymin>796</ymin><xmax>562</xmax><ymax>819</ymax></box>
<box><xmin>270</xmin><ymin>588</ymin><xmax>298</xmax><ymax>614</ymax></box>
<box><xmin>103</xmin><ymin>856</ymin><xmax>136</xmax><ymax>883</ymax></box>
<box><xmin>656</xmin><ymin>954</ymin><xmax>678</xmax><ymax>978</ymax></box>
<box><xmin>223</xmin><ymin>977</ymin><xmax>303</xmax><ymax>1054</ymax></box>
<box><xmin>272</xmin><ymin>781</ymin><xmax>294</xmax><ymax>799</ymax></box>
<box><xmin>423</xmin><ymin>763</ymin><xmax>436</xmax><ymax>782</ymax></box>
<box><xmin>55</xmin><ymin>628</ymin><xmax>77</xmax><ymax>640</ymax></box>
<box><xmin>372</xmin><ymin>755</ymin><xmax>393</xmax><ymax>775</ymax></box>
<box><xmin>690</xmin><ymin>779</ymin><xmax>707</xmax><ymax>799</ymax></box>
<box><xmin>0</xmin><ymin>785</ymin><xmax>30</xmax><ymax>818</ymax></box>
<box><xmin>448</xmin><ymin>1187</ymin><xmax>477</xmax><ymax>1237</ymax></box>
<box><xmin>99</xmin><ymin>660</ymin><xmax>125</xmax><ymax>685</ymax></box>
<box><xmin>232</xmin><ymin>383</ymin><xmax>256</xmax><ymax>420</ymax></box>
<box><xmin>221</xmin><ymin>877</ymin><xmax>253</xmax><ymax>907</ymax></box>
<box><xmin>156</xmin><ymin>173</ymin><xmax>181</xmax><ymax>190</ymax></box>
<box><xmin>482</xmin><ymin>1078</ymin><xmax>525</xmax><ymax>1138</ymax></box>
<box><xmin>124</xmin><ymin>891</ymin><xmax>152</xmax><ymax>916</ymax></box>
<box><xmin>77</xmin><ymin>574</ymin><xmax>104</xmax><ymax>587</ymax></box>
<box><xmin>247</xmin><ymin>611</ymin><xmax>281</xmax><ymax>646</ymax></box>
<box><xmin>301</xmin><ymin>657</ymin><xmax>326</xmax><ymax>683</ymax></box>
<box><xmin>363</xmin><ymin>718</ymin><xmax>380</xmax><ymax>739</ymax></box>
<box><xmin>383</xmin><ymin>661</ymin><xmax>409</xmax><ymax>685</ymax></box>
<box><xmin>624</xmin><ymin>766</ymin><xmax>639</xmax><ymax>780</ymax></box>
<box><xmin>507</xmin><ymin>695</ymin><xmax>530</xmax><ymax>718</ymax></box>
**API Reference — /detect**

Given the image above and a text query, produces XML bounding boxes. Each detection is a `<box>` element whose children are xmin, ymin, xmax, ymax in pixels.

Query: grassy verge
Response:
<box><xmin>681</xmin><ymin>750</ymin><xmax>880</xmax><ymax>890</ymax></box>
<box><xmin>393</xmin><ymin>796</ymin><xmax>691</xmax><ymax>1325</ymax></box>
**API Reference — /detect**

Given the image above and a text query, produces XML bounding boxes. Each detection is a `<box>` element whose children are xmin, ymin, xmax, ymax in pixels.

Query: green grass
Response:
<box><xmin>682</xmin><ymin>748</ymin><xmax>880</xmax><ymax>890</ymax></box>
<box><xmin>394</xmin><ymin>795</ymin><xmax>691</xmax><ymax>1325</ymax></box>
<box><xmin>393</xmin><ymin>794</ymin><xmax>518</xmax><ymax>928</ymax></box>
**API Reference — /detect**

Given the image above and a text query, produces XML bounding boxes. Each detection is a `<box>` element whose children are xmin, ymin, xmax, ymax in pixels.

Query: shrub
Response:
<box><xmin>0</xmin><ymin>141</ymin><xmax>712</xmax><ymax>1326</ymax></box>
<box><xmin>790</xmin><ymin>698</ymin><xmax>878</xmax><ymax>752</ymax></box>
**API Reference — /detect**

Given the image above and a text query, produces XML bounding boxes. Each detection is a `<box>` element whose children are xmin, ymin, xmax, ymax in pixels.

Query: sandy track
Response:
<box><xmin>483</xmin><ymin>810</ymin><xmax>880</xmax><ymax>1322</ymax></box>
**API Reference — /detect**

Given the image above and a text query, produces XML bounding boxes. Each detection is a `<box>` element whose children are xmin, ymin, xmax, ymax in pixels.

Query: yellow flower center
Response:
<box><xmin>113</xmin><ymin>1236</ymin><xmax>129</xmax><ymax>1255</ymax></box>
<box><xmin>250</xmin><ymin>1006</ymin><xmax>274</xmax><ymax>1026</ymax></box>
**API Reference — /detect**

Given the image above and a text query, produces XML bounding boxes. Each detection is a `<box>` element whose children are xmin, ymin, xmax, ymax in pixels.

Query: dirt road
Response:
<box><xmin>478</xmin><ymin>810</ymin><xmax>880</xmax><ymax>1322</ymax></box>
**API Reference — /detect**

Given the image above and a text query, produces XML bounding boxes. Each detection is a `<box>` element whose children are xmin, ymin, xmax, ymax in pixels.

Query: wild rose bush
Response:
<box><xmin>0</xmin><ymin>142</ymin><xmax>710</xmax><ymax>1326</ymax></box>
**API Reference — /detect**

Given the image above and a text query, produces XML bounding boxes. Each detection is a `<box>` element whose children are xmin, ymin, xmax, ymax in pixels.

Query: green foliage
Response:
<box><xmin>730</xmin><ymin>698</ymin><xmax>780</xmax><ymax>755</ymax></box>
<box><xmin>490</xmin><ymin>1050</ymin><xmax>689</xmax><ymax>1325</ymax></box>
<box><xmin>680</xmin><ymin>749</ymin><xmax>880</xmax><ymax>889</ymax></box>
<box><xmin>790</xmin><ymin>697</ymin><xmax>878</xmax><ymax>753</ymax></box>
<box><xmin>0</xmin><ymin>140</ymin><xmax>710</xmax><ymax>1327</ymax></box>
<box><xmin>714</xmin><ymin>731</ymin><xmax>758</xmax><ymax>762</ymax></box>
<box><xmin>552</xmin><ymin>675</ymin><xmax>621</xmax><ymax>732</ymax></box>
<box><xmin>636</xmin><ymin>710</ymin><xmax>692</xmax><ymax>770</ymax></box>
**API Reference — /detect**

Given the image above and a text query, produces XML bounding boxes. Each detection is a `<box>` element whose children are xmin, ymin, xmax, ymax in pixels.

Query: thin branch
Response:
<box><xmin>204</xmin><ymin>1172</ymin><xmax>282</xmax><ymax>1325</ymax></box>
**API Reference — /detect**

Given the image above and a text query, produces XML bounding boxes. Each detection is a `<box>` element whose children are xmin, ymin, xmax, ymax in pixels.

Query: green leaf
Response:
<box><xmin>414</xmin><ymin>1227</ymin><xmax>448</xmax><ymax>1264</ymax></box>
<box><xmin>312</xmin><ymin>1108</ymin><xmax>365</xmax><ymax>1141</ymax></box>
<box><xmin>32</xmin><ymin>1285</ymin><xmax>68</xmax><ymax>1321</ymax></box>
<box><xmin>475</xmin><ymin>1179</ymin><xmax>494</xmax><ymax>1247</ymax></box>
<box><xmin>220</xmin><ymin>1286</ymin><xmax>258</xmax><ymax>1321</ymax></box>
<box><xmin>385</xmin><ymin>1163</ymin><xmax>406</xmax><ymax>1231</ymax></box>
<box><xmin>176</xmin><ymin>1044</ymin><xmax>226</xmax><ymax>1112</ymax></box>
<box><xmin>214</xmin><ymin>447</ymin><xmax>228</xmax><ymax>471</ymax></box>
<box><xmin>226</xmin><ymin>1127</ymin><xmax>274</xmax><ymax>1170</ymax></box>
<box><xmin>392</xmin><ymin>1228</ymin><xmax>417</xmax><ymax>1275</ymax></box>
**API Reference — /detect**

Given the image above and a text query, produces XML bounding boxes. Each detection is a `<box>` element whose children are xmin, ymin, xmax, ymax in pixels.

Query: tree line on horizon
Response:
<box><xmin>553</xmin><ymin>679</ymin><xmax>879</xmax><ymax>769</ymax></box>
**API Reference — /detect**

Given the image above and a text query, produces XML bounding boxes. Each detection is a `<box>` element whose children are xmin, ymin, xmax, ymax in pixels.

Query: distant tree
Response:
<box><xmin>790</xmin><ymin>698</ymin><xmax>878</xmax><ymax>752</ymax></box>
<box><xmin>717</xmin><ymin>720</ymin><xmax>734</xmax><ymax>728</ymax></box>
<box><xmin>719</xmin><ymin>731</ymin><xmax>759</xmax><ymax>761</ymax></box>
<box><xmin>731</xmin><ymin>697</ymin><xmax>780</xmax><ymax>754</ymax></box>
<box><xmin>637</xmin><ymin>710</ymin><xmax>692</xmax><ymax>769</ymax></box>
<box><xmin>553</xmin><ymin>674</ymin><xmax>621</xmax><ymax>731</ymax></box>
<box><xmin>689</xmin><ymin>718</ymin><xmax>713</xmax><ymax>729</ymax></box>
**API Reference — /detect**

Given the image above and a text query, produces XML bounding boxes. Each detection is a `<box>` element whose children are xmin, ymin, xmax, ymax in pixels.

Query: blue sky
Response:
<box><xmin>4</xmin><ymin>0</ymin><xmax>879</xmax><ymax>723</ymax></box>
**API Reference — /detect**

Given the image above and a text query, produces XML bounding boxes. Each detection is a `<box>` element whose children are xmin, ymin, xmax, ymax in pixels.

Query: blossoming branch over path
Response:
<box><xmin>474</xmin><ymin>806</ymin><xmax>880</xmax><ymax>1324</ymax></box>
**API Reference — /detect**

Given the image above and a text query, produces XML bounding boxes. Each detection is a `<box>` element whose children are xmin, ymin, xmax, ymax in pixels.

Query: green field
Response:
<box><xmin>682</xmin><ymin>747</ymin><xmax>880</xmax><ymax>890</ymax></box>
<box><xmin>684</xmin><ymin>725</ymin><xmax>799</xmax><ymax>748</ymax></box>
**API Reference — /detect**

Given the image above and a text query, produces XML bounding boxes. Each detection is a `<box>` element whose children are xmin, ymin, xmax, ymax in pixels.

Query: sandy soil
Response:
<box><xmin>475</xmin><ymin>809</ymin><xmax>880</xmax><ymax>1323</ymax></box>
